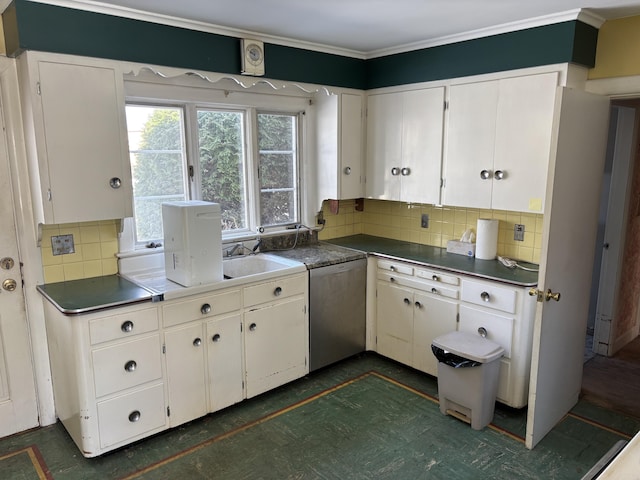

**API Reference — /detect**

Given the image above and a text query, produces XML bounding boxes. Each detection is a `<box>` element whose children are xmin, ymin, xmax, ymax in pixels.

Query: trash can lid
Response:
<box><xmin>432</xmin><ymin>331</ymin><xmax>504</xmax><ymax>363</ymax></box>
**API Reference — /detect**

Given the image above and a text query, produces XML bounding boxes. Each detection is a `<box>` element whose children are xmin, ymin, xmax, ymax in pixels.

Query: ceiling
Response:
<box><xmin>16</xmin><ymin>0</ymin><xmax>640</xmax><ymax>57</ymax></box>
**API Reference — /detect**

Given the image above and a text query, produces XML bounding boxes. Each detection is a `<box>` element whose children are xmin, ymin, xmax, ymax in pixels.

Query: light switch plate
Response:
<box><xmin>514</xmin><ymin>224</ymin><xmax>525</xmax><ymax>242</ymax></box>
<box><xmin>52</xmin><ymin>234</ymin><xmax>75</xmax><ymax>255</ymax></box>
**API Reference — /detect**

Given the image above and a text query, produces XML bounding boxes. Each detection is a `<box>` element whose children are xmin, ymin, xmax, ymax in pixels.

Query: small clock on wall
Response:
<box><xmin>241</xmin><ymin>39</ymin><xmax>265</xmax><ymax>76</ymax></box>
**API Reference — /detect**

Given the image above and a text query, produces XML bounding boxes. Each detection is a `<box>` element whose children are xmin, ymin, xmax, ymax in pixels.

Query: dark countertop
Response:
<box><xmin>37</xmin><ymin>274</ymin><xmax>157</xmax><ymax>314</ymax></box>
<box><xmin>325</xmin><ymin>234</ymin><xmax>539</xmax><ymax>286</ymax></box>
<box><xmin>268</xmin><ymin>242</ymin><xmax>366</xmax><ymax>268</ymax></box>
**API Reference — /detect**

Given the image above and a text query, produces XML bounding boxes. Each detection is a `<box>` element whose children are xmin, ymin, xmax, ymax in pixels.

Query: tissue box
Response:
<box><xmin>446</xmin><ymin>241</ymin><xmax>476</xmax><ymax>257</ymax></box>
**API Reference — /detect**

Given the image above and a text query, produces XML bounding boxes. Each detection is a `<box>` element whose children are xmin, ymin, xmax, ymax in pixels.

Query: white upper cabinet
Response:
<box><xmin>443</xmin><ymin>72</ymin><xmax>558</xmax><ymax>212</ymax></box>
<box><xmin>18</xmin><ymin>52</ymin><xmax>133</xmax><ymax>226</ymax></box>
<box><xmin>315</xmin><ymin>92</ymin><xmax>364</xmax><ymax>203</ymax></box>
<box><xmin>366</xmin><ymin>87</ymin><xmax>445</xmax><ymax>204</ymax></box>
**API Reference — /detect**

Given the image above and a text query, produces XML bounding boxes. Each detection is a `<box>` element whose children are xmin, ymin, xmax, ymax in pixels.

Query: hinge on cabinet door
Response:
<box><xmin>456</xmin><ymin>313</ymin><xmax>459</xmax><ymax>323</ymax></box>
<box><xmin>444</xmin><ymin>100</ymin><xmax>449</xmax><ymax>110</ymax></box>
<box><xmin>441</xmin><ymin>178</ymin><xmax>446</xmax><ymax>188</ymax></box>
<box><xmin>188</xmin><ymin>165</ymin><xmax>194</xmax><ymax>179</ymax></box>
<box><xmin>162</xmin><ymin>344</ymin><xmax>166</xmax><ymax>354</ymax></box>
<box><xmin>167</xmin><ymin>406</ymin><xmax>170</xmax><ymax>417</ymax></box>
<box><xmin>47</xmin><ymin>189</ymin><xmax>52</xmax><ymax>202</ymax></box>
<box><xmin>36</xmin><ymin>82</ymin><xmax>41</xmax><ymax>95</ymax></box>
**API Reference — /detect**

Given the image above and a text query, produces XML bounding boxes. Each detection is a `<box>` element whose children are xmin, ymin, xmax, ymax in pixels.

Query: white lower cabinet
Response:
<box><xmin>375</xmin><ymin>258</ymin><xmax>536</xmax><ymax>408</ymax></box>
<box><xmin>42</xmin><ymin>301</ymin><xmax>167</xmax><ymax>457</ymax></box>
<box><xmin>43</xmin><ymin>271</ymin><xmax>308</xmax><ymax>457</ymax></box>
<box><xmin>376</xmin><ymin>260</ymin><xmax>459</xmax><ymax>376</ymax></box>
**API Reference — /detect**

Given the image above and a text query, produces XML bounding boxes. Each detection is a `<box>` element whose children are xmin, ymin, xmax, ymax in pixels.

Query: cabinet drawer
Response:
<box><xmin>458</xmin><ymin>305</ymin><xmax>513</xmax><ymax>358</ymax></box>
<box><xmin>244</xmin><ymin>273</ymin><xmax>306</xmax><ymax>308</ymax></box>
<box><xmin>461</xmin><ymin>279</ymin><xmax>517</xmax><ymax>314</ymax></box>
<box><xmin>89</xmin><ymin>306</ymin><xmax>158</xmax><ymax>345</ymax></box>
<box><xmin>92</xmin><ymin>334</ymin><xmax>163</xmax><ymax>397</ymax></box>
<box><xmin>415</xmin><ymin>267</ymin><xmax>459</xmax><ymax>286</ymax></box>
<box><xmin>97</xmin><ymin>383</ymin><xmax>166</xmax><ymax>449</ymax></box>
<box><xmin>377</xmin><ymin>259</ymin><xmax>413</xmax><ymax>276</ymax></box>
<box><xmin>377</xmin><ymin>272</ymin><xmax>459</xmax><ymax>300</ymax></box>
<box><xmin>163</xmin><ymin>289</ymin><xmax>241</xmax><ymax>327</ymax></box>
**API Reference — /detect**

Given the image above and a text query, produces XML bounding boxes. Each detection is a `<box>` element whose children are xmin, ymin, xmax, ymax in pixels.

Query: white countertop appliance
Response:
<box><xmin>162</xmin><ymin>200</ymin><xmax>222</xmax><ymax>287</ymax></box>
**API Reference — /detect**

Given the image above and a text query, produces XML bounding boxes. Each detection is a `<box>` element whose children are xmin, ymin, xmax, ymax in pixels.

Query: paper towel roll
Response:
<box><xmin>476</xmin><ymin>218</ymin><xmax>499</xmax><ymax>260</ymax></box>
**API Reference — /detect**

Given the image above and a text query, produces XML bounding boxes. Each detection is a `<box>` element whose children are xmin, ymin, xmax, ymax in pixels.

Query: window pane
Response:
<box><xmin>197</xmin><ymin>110</ymin><xmax>247</xmax><ymax>231</ymax></box>
<box><xmin>258</xmin><ymin>113</ymin><xmax>298</xmax><ymax>227</ymax></box>
<box><xmin>126</xmin><ymin>106</ymin><xmax>186</xmax><ymax>243</ymax></box>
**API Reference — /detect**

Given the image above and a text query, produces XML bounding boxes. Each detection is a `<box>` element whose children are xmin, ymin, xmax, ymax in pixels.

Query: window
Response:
<box><xmin>125</xmin><ymin>102</ymin><xmax>301</xmax><ymax>246</ymax></box>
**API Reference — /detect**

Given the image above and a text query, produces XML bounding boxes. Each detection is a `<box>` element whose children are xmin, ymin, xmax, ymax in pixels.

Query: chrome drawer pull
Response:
<box><xmin>121</xmin><ymin>320</ymin><xmax>134</xmax><ymax>333</ymax></box>
<box><xmin>431</xmin><ymin>287</ymin><xmax>438</xmax><ymax>294</ymax></box>
<box><xmin>212</xmin><ymin>333</ymin><xmax>221</xmax><ymax>342</ymax></box>
<box><xmin>201</xmin><ymin>303</ymin><xmax>211</xmax><ymax>315</ymax></box>
<box><xmin>478</xmin><ymin>327</ymin><xmax>488</xmax><ymax>338</ymax></box>
<box><xmin>480</xmin><ymin>291</ymin><xmax>491</xmax><ymax>302</ymax></box>
<box><xmin>432</xmin><ymin>274</ymin><xmax>439</xmax><ymax>281</ymax></box>
<box><xmin>124</xmin><ymin>360</ymin><xmax>137</xmax><ymax>372</ymax></box>
<box><xmin>274</xmin><ymin>286</ymin><xmax>282</xmax><ymax>296</ymax></box>
<box><xmin>128</xmin><ymin>410</ymin><xmax>141</xmax><ymax>423</ymax></box>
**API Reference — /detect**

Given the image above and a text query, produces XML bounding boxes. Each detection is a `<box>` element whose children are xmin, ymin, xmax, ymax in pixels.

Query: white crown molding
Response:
<box><xmin>20</xmin><ymin>2</ymin><xmax>607</xmax><ymax>61</ymax></box>
<box><xmin>366</xmin><ymin>9</ymin><xmax>605</xmax><ymax>59</ymax></box>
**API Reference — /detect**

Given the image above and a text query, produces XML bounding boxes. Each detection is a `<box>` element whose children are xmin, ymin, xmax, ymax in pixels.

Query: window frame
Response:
<box><xmin>121</xmin><ymin>78</ymin><xmax>308</xmax><ymax>252</ymax></box>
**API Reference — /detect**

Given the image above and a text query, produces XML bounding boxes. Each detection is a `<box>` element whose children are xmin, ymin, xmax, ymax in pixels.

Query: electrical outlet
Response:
<box><xmin>51</xmin><ymin>234</ymin><xmax>75</xmax><ymax>255</ymax></box>
<box><xmin>421</xmin><ymin>214</ymin><xmax>429</xmax><ymax>228</ymax></box>
<box><xmin>514</xmin><ymin>224</ymin><xmax>525</xmax><ymax>241</ymax></box>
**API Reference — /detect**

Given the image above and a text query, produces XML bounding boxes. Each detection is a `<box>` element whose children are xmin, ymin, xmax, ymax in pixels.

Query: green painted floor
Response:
<box><xmin>1</xmin><ymin>353</ymin><xmax>638</xmax><ymax>479</ymax></box>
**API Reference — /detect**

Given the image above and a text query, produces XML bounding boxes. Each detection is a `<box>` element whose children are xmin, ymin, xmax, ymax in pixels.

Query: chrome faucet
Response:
<box><xmin>225</xmin><ymin>243</ymin><xmax>243</xmax><ymax>257</ymax></box>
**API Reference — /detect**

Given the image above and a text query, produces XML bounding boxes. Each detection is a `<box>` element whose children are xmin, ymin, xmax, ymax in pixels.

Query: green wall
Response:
<box><xmin>3</xmin><ymin>0</ymin><xmax>598</xmax><ymax>90</ymax></box>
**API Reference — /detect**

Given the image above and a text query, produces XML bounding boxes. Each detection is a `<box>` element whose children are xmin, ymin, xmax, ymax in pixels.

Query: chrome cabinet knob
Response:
<box><xmin>480</xmin><ymin>170</ymin><xmax>491</xmax><ymax>180</ymax></box>
<box><xmin>249</xmin><ymin>323</ymin><xmax>257</xmax><ymax>331</ymax></box>
<box><xmin>432</xmin><ymin>274</ymin><xmax>438</xmax><ymax>281</ymax></box>
<box><xmin>478</xmin><ymin>327</ymin><xmax>488</xmax><ymax>338</ymax></box>
<box><xmin>193</xmin><ymin>338</ymin><xmax>202</xmax><ymax>347</ymax></box>
<box><xmin>201</xmin><ymin>303</ymin><xmax>211</xmax><ymax>315</ymax></box>
<box><xmin>121</xmin><ymin>320</ymin><xmax>134</xmax><ymax>333</ymax></box>
<box><xmin>109</xmin><ymin>177</ymin><xmax>122</xmax><ymax>189</ymax></box>
<box><xmin>344</xmin><ymin>166</ymin><xmax>352</xmax><ymax>175</ymax></box>
<box><xmin>274</xmin><ymin>286</ymin><xmax>282</xmax><ymax>296</ymax></box>
<box><xmin>431</xmin><ymin>287</ymin><xmax>438</xmax><ymax>294</ymax></box>
<box><xmin>480</xmin><ymin>291</ymin><xmax>491</xmax><ymax>302</ymax></box>
<box><xmin>415</xmin><ymin>301</ymin><xmax>422</xmax><ymax>309</ymax></box>
<box><xmin>128</xmin><ymin>410</ymin><xmax>141</xmax><ymax>422</ymax></box>
<box><xmin>494</xmin><ymin>170</ymin><xmax>505</xmax><ymax>180</ymax></box>
<box><xmin>212</xmin><ymin>333</ymin><xmax>221</xmax><ymax>342</ymax></box>
<box><xmin>403</xmin><ymin>298</ymin><xmax>411</xmax><ymax>305</ymax></box>
<box><xmin>124</xmin><ymin>360</ymin><xmax>137</xmax><ymax>372</ymax></box>
<box><xmin>401</xmin><ymin>167</ymin><xmax>411</xmax><ymax>176</ymax></box>
<box><xmin>391</xmin><ymin>167</ymin><xmax>401</xmax><ymax>176</ymax></box>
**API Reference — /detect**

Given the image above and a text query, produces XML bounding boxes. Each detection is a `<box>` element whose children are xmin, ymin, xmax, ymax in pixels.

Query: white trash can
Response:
<box><xmin>432</xmin><ymin>331</ymin><xmax>504</xmax><ymax>430</ymax></box>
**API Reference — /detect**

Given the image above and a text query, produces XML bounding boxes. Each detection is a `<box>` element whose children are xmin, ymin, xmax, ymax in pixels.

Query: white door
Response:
<box><xmin>0</xmin><ymin>97</ymin><xmax>39</xmax><ymax>437</ymax></box>
<box><xmin>526</xmin><ymin>88</ymin><xmax>610</xmax><ymax>449</ymax></box>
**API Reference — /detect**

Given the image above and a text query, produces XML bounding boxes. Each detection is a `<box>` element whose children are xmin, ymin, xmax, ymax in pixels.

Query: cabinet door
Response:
<box><xmin>206</xmin><ymin>313</ymin><xmax>244</xmax><ymax>412</ymax></box>
<box><xmin>164</xmin><ymin>323</ymin><xmax>206</xmax><ymax>427</ymax></box>
<box><xmin>244</xmin><ymin>297</ymin><xmax>307</xmax><ymax>398</ymax></box>
<box><xmin>400</xmin><ymin>88</ymin><xmax>444</xmax><ymax>204</ymax></box>
<box><xmin>412</xmin><ymin>292</ymin><xmax>458</xmax><ymax>376</ymax></box>
<box><xmin>37</xmin><ymin>61</ymin><xmax>132</xmax><ymax>224</ymax></box>
<box><xmin>366</xmin><ymin>93</ymin><xmax>402</xmax><ymax>200</ymax></box>
<box><xmin>376</xmin><ymin>281</ymin><xmax>413</xmax><ymax>365</ymax></box>
<box><xmin>491</xmin><ymin>73</ymin><xmax>558</xmax><ymax>212</ymax></box>
<box><xmin>340</xmin><ymin>93</ymin><xmax>364</xmax><ymax>199</ymax></box>
<box><xmin>443</xmin><ymin>80</ymin><xmax>498</xmax><ymax>209</ymax></box>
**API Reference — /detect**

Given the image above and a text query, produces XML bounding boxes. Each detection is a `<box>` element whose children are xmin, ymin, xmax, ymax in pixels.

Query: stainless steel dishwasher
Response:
<box><xmin>309</xmin><ymin>257</ymin><xmax>366</xmax><ymax>371</ymax></box>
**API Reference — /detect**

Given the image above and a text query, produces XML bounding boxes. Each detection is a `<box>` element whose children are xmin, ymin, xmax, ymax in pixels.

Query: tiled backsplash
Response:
<box><xmin>317</xmin><ymin>199</ymin><xmax>543</xmax><ymax>264</ymax></box>
<box><xmin>41</xmin><ymin>220</ymin><xmax>119</xmax><ymax>283</ymax></box>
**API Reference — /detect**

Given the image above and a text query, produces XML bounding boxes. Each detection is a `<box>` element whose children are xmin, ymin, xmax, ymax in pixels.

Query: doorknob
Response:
<box><xmin>529</xmin><ymin>288</ymin><xmax>561</xmax><ymax>302</ymax></box>
<box><xmin>2</xmin><ymin>279</ymin><xmax>17</xmax><ymax>292</ymax></box>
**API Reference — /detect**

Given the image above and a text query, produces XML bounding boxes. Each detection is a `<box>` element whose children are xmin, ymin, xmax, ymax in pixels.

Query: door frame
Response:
<box><xmin>0</xmin><ymin>57</ymin><xmax>56</xmax><ymax>427</ymax></box>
